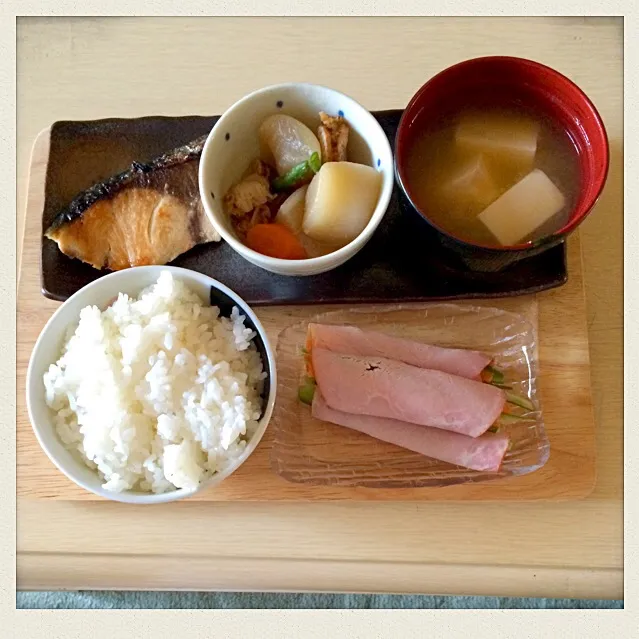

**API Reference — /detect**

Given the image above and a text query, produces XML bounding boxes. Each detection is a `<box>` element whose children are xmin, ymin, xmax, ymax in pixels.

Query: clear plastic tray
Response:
<box><xmin>270</xmin><ymin>303</ymin><xmax>549</xmax><ymax>488</ymax></box>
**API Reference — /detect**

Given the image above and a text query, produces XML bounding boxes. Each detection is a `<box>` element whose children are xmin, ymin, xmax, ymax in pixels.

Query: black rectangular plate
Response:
<box><xmin>41</xmin><ymin>111</ymin><xmax>567</xmax><ymax>304</ymax></box>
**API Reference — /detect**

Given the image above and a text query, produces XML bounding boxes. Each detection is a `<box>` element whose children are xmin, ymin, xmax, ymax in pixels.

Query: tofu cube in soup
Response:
<box><xmin>478</xmin><ymin>169</ymin><xmax>566</xmax><ymax>246</ymax></box>
<box><xmin>402</xmin><ymin>103</ymin><xmax>578</xmax><ymax>247</ymax></box>
<box><xmin>455</xmin><ymin>113</ymin><xmax>540</xmax><ymax>175</ymax></box>
<box><xmin>439</xmin><ymin>153</ymin><xmax>502</xmax><ymax>213</ymax></box>
<box><xmin>303</xmin><ymin>162</ymin><xmax>381</xmax><ymax>246</ymax></box>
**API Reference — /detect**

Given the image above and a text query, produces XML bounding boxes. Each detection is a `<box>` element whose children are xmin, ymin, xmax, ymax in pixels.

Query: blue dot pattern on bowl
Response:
<box><xmin>338</xmin><ymin>109</ymin><xmax>344</xmax><ymax>117</ymax></box>
<box><xmin>377</xmin><ymin>158</ymin><xmax>381</xmax><ymax>167</ymax></box>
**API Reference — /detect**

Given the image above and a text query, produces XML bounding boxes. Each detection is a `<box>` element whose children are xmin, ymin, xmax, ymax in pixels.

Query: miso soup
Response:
<box><xmin>402</xmin><ymin>104</ymin><xmax>581</xmax><ymax>247</ymax></box>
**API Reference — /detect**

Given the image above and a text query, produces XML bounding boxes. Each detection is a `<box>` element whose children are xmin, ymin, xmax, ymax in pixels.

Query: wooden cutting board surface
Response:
<box><xmin>16</xmin><ymin>126</ymin><xmax>597</xmax><ymax>502</ymax></box>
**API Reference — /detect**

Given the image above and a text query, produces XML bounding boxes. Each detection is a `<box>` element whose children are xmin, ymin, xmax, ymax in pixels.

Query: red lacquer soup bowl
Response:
<box><xmin>394</xmin><ymin>56</ymin><xmax>609</xmax><ymax>272</ymax></box>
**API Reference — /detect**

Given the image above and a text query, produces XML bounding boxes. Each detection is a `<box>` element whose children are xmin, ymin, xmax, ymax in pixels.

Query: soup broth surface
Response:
<box><xmin>403</xmin><ymin>104</ymin><xmax>581</xmax><ymax>247</ymax></box>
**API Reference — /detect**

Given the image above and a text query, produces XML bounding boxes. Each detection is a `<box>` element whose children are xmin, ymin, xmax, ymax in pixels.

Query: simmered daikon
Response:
<box><xmin>298</xmin><ymin>233</ymin><xmax>340</xmax><ymax>259</ymax></box>
<box><xmin>275</xmin><ymin>186</ymin><xmax>308</xmax><ymax>234</ymax></box>
<box><xmin>274</xmin><ymin>186</ymin><xmax>338</xmax><ymax>257</ymax></box>
<box><xmin>259</xmin><ymin>115</ymin><xmax>321</xmax><ymax>176</ymax></box>
<box><xmin>303</xmin><ymin>162</ymin><xmax>382</xmax><ymax>246</ymax></box>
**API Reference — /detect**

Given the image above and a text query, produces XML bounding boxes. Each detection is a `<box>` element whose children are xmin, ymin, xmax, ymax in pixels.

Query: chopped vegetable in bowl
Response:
<box><xmin>222</xmin><ymin>111</ymin><xmax>381</xmax><ymax>260</ymax></box>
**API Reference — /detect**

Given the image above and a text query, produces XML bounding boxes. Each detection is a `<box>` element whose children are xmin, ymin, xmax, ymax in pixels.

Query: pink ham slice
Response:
<box><xmin>311</xmin><ymin>348</ymin><xmax>506</xmax><ymax>437</ymax></box>
<box><xmin>308</xmin><ymin>323</ymin><xmax>492</xmax><ymax>380</ymax></box>
<box><xmin>312</xmin><ymin>392</ymin><xmax>509</xmax><ymax>472</ymax></box>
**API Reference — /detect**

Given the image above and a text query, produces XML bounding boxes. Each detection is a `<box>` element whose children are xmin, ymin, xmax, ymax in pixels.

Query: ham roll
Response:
<box><xmin>308</xmin><ymin>323</ymin><xmax>492</xmax><ymax>380</ymax></box>
<box><xmin>311</xmin><ymin>348</ymin><xmax>506</xmax><ymax>437</ymax></box>
<box><xmin>312</xmin><ymin>392</ymin><xmax>509</xmax><ymax>472</ymax></box>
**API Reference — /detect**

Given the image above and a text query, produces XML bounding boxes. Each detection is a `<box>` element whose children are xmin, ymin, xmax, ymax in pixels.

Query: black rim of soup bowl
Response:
<box><xmin>392</xmin><ymin>173</ymin><xmax>568</xmax><ymax>273</ymax></box>
<box><xmin>392</xmin><ymin>129</ymin><xmax>571</xmax><ymax>273</ymax></box>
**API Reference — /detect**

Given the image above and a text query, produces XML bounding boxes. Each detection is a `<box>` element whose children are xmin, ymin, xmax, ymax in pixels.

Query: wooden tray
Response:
<box><xmin>40</xmin><ymin>113</ymin><xmax>567</xmax><ymax>304</ymax></box>
<box><xmin>17</xmin><ymin>127</ymin><xmax>597</xmax><ymax>502</ymax></box>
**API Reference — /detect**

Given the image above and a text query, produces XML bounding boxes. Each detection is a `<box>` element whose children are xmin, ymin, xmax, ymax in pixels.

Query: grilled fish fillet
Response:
<box><xmin>45</xmin><ymin>135</ymin><xmax>220</xmax><ymax>271</ymax></box>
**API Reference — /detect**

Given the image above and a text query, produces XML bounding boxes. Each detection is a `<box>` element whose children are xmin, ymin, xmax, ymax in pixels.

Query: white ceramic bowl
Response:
<box><xmin>26</xmin><ymin>266</ymin><xmax>277</xmax><ymax>505</ymax></box>
<box><xmin>198</xmin><ymin>82</ymin><xmax>394</xmax><ymax>276</ymax></box>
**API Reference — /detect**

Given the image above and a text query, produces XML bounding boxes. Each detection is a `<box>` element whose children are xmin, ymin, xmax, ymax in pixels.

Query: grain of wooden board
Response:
<box><xmin>18</xmin><ymin>125</ymin><xmax>596</xmax><ymax>502</ymax></box>
<box><xmin>16</xmin><ymin>17</ymin><xmax>623</xmax><ymax>597</ymax></box>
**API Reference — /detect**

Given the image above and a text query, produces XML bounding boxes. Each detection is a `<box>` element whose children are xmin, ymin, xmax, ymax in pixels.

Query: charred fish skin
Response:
<box><xmin>45</xmin><ymin>135</ymin><xmax>208</xmax><ymax>235</ymax></box>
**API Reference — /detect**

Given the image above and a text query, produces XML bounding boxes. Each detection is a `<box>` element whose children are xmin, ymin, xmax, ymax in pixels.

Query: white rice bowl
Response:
<box><xmin>42</xmin><ymin>271</ymin><xmax>267</xmax><ymax>494</ymax></box>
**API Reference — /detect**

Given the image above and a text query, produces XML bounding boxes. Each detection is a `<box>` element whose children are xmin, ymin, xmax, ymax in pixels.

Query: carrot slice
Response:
<box><xmin>245</xmin><ymin>223</ymin><xmax>308</xmax><ymax>260</ymax></box>
<box><xmin>304</xmin><ymin>326</ymin><xmax>315</xmax><ymax>377</ymax></box>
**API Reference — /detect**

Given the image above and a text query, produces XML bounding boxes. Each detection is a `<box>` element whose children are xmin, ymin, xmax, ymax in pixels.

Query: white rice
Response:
<box><xmin>43</xmin><ymin>271</ymin><xmax>266</xmax><ymax>494</ymax></box>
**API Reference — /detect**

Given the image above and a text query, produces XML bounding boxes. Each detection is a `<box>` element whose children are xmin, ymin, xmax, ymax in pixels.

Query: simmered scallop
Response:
<box><xmin>303</xmin><ymin>162</ymin><xmax>382</xmax><ymax>246</ymax></box>
<box><xmin>259</xmin><ymin>115</ymin><xmax>321</xmax><ymax>176</ymax></box>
